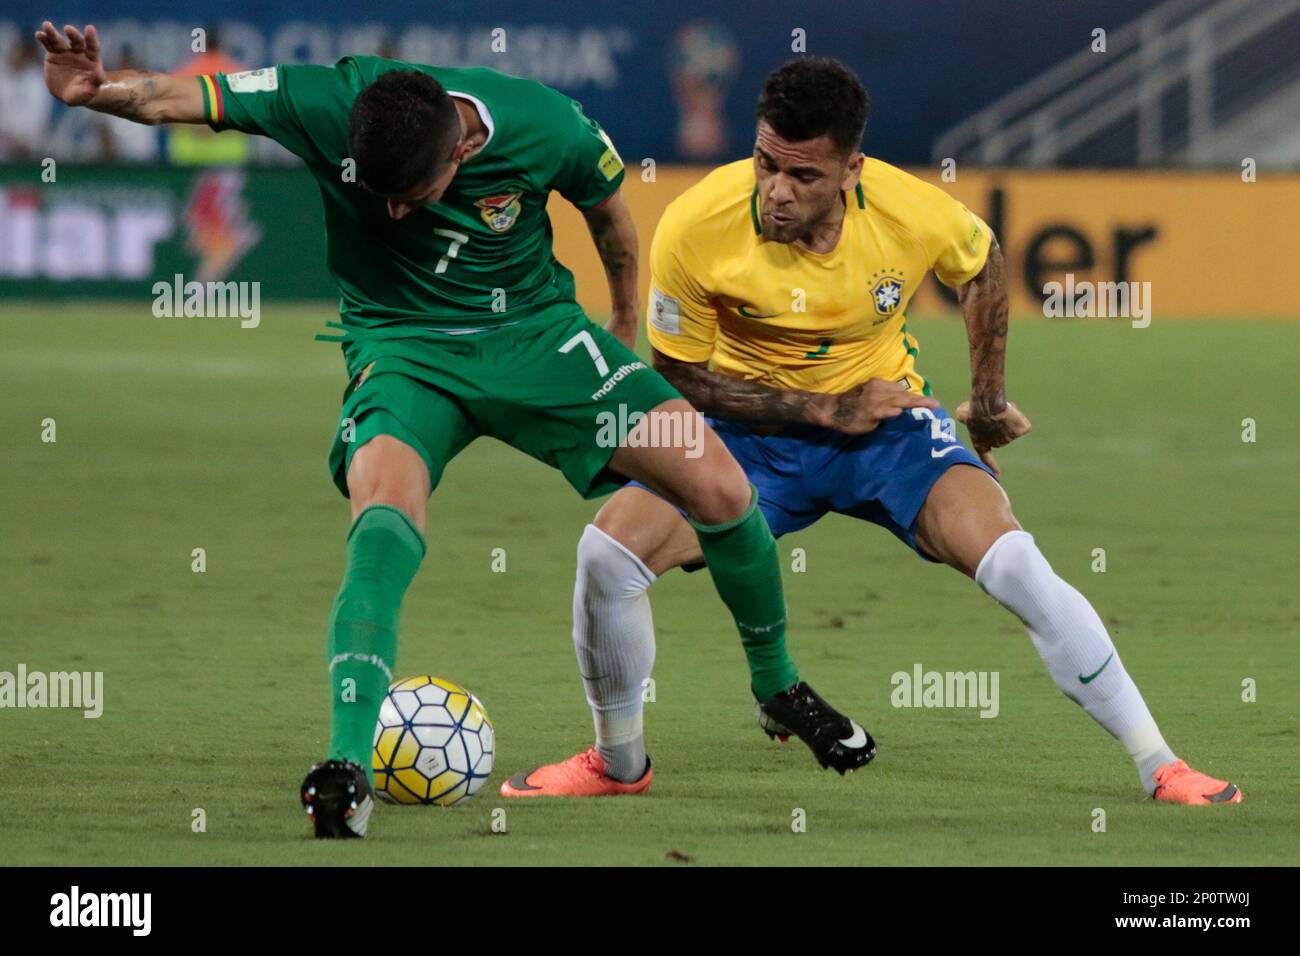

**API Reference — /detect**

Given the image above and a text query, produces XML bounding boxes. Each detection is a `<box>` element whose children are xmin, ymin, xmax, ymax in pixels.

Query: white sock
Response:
<box><xmin>572</xmin><ymin>524</ymin><xmax>657</xmax><ymax>783</ymax></box>
<box><xmin>975</xmin><ymin>530</ymin><xmax>1176</xmax><ymax>794</ymax></box>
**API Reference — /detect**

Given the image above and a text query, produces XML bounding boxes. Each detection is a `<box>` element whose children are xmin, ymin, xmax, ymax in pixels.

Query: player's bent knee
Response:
<box><xmin>346</xmin><ymin>435</ymin><xmax>431</xmax><ymax>531</ymax></box>
<box><xmin>690</xmin><ymin>475</ymin><xmax>752</xmax><ymax>526</ymax></box>
<box><xmin>591</xmin><ymin>487</ymin><xmax>695</xmax><ymax>576</ymax></box>
<box><xmin>917</xmin><ymin>464</ymin><xmax>1021</xmax><ymax>576</ymax></box>
<box><xmin>576</xmin><ymin>524</ymin><xmax>656</xmax><ymax>599</ymax></box>
<box><xmin>973</xmin><ymin>531</ymin><xmax>1084</xmax><ymax>638</ymax></box>
<box><xmin>680</xmin><ymin>444</ymin><xmax>751</xmax><ymax>526</ymax></box>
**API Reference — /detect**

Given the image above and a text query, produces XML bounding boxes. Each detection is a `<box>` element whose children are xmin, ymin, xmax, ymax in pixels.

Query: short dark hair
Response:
<box><xmin>756</xmin><ymin>57</ymin><xmax>870</xmax><ymax>156</ymax></box>
<box><xmin>348</xmin><ymin>70</ymin><xmax>460</xmax><ymax>196</ymax></box>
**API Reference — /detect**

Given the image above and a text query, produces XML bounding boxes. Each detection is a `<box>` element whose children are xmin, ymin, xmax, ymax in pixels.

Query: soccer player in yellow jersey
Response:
<box><xmin>504</xmin><ymin>58</ymin><xmax>1241</xmax><ymax>806</ymax></box>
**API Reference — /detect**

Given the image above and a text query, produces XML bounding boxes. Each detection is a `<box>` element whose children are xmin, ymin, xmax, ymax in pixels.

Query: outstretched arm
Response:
<box><xmin>953</xmin><ymin>239</ymin><xmax>1031</xmax><ymax>475</ymax></box>
<box><xmin>35</xmin><ymin>21</ymin><xmax>205</xmax><ymax>125</ymax></box>
<box><xmin>652</xmin><ymin>350</ymin><xmax>937</xmax><ymax>434</ymax></box>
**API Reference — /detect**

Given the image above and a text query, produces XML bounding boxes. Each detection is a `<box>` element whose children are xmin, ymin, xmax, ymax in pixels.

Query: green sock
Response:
<box><xmin>690</xmin><ymin>487</ymin><xmax>799</xmax><ymax>701</ymax></box>
<box><xmin>326</xmin><ymin>504</ymin><xmax>425</xmax><ymax>784</ymax></box>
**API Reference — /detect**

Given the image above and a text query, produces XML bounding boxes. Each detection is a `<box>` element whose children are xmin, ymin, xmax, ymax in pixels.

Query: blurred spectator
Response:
<box><xmin>169</xmin><ymin>27</ymin><xmax>248</xmax><ymax>166</ymax></box>
<box><xmin>94</xmin><ymin>45</ymin><xmax>160</xmax><ymax>162</ymax></box>
<box><xmin>0</xmin><ymin>41</ymin><xmax>53</xmax><ymax>160</ymax></box>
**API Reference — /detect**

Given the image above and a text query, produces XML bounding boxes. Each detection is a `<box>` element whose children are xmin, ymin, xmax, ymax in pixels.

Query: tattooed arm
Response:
<box><xmin>653</xmin><ymin>350</ymin><xmax>938</xmax><ymax>434</ymax></box>
<box><xmin>953</xmin><ymin>239</ymin><xmax>1031</xmax><ymax>474</ymax></box>
<box><xmin>36</xmin><ymin>22</ymin><xmax>205</xmax><ymax>125</ymax></box>
<box><xmin>581</xmin><ymin>190</ymin><xmax>640</xmax><ymax>350</ymax></box>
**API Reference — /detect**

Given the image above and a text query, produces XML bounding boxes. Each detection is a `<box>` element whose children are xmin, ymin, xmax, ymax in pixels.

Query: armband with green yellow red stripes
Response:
<box><xmin>197</xmin><ymin>74</ymin><xmax>224</xmax><ymax>126</ymax></box>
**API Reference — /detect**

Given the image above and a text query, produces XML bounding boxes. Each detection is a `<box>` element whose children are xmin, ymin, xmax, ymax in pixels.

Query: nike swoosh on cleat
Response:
<box><xmin>347</xmin><ymin>795</ymin><xmax>373</xmax><ymax>837</ymax></box>
<box><xmin>506</xmin><ymin>769</ymin><xmax>542</xmax><ymax>792</ymax></box>
<box><xmin>839</xmin><ymin>722</ymin><xmax>869</xmax><ymax>749</ymax></box>
<box><xmin>1078</xmin><ymin>651</ymin><xmax>1115</xmax><ymax>684</ymax></box>
<box><xmin>1206</xmin><ymin>783</ymin><xmax>1239</xmax><ymax>803</ymax></box>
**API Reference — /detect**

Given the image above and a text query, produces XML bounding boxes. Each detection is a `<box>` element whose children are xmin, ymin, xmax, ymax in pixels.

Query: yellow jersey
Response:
<box><xmin>646</xmin><ymin>158</ymin><xmax>991</xmax><ymax>395</ymax></box>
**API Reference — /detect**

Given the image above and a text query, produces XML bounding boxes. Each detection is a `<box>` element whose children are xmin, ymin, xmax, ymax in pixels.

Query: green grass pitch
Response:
<box><xmin>1</xmin><ymin>303</ymin><xmax>1296</xmax><ymax>866</ymax></box>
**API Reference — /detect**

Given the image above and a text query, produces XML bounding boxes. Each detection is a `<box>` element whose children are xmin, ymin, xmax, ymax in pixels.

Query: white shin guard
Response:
<box><xmin>975</xmin><ymin>530</ymin><xmax>1175</xmax><ymax>792</ymax></box>
<box><xmin>572</xmin><ymin>524</ymin><xmax>657</xmax><ymax>781</ymax></box>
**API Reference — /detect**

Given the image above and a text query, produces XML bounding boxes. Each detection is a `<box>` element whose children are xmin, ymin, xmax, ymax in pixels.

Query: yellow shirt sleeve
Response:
<box><xmin>925</xmin><ymin>192</ymin><xmax>994</xmax><ymax>288</ymax></box>
<box><xmin>646</xmin><ymin>203</ymin><xmax>717</xmax><ymax>363</ymax></box>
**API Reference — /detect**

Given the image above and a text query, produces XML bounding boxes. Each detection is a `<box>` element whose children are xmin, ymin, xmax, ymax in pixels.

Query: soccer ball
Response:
<box><xmin>372</xmin><ymin>675</ymin><xmax>495</xmax><ymax>806</ymax></box>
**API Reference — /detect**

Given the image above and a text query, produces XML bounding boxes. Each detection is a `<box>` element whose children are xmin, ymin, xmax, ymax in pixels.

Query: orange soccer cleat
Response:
<box><xmin>499</xmin><ymin>746</ymin><xmax>652</xmax><ymax>798</ymax></box>
<box><xmin>1152</xmin><ymin>759</ymin><xmax>1244</xmax><ymax>805</ymax></box>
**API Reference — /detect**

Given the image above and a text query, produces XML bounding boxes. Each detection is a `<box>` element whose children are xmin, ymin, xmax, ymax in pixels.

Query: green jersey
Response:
<box><xmin>198</xmin><ymin>57</ymin><xmax>625</xmax><ymax>336</ymax></box>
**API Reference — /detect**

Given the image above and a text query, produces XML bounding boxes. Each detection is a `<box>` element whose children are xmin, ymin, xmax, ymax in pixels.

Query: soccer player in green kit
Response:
<box><xmin>37</xmin><ymin>20</ymin><xmax>875</xmax><ymax>838</ymax></box>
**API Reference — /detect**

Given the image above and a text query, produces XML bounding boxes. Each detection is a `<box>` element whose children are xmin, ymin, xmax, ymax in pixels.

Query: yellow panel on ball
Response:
<box><xmin>428</xmin><ymin>775</ymin><xmax>469</xmax><ymax>807</ymax></box>
<box><xmin>392</xmin><ymin>729</ymin><xmax>421</xmax><ymax>770</ymax></box>
<box><xmin>392</xmin><ymin>675</ymin><xmax>432</xmax><ymax>692</ymax></box>
<box><xmin>430</xmin><ymin>676</ymin><xmax>469</xmax><ymax>695</ymax></box>
<box><xmin>373</xmin><ymin>726</ymin><xmax>403</xmax><ymax>766</ymax></box>
<box><xmin>443</xmin><ymin>693</ymin><xmax>469</xmax><ymax>723</ymax></box>
<box><xmin>394</xmin><ymin>767</ymin><xmax>431</xmax><ymax>802</ymax></box>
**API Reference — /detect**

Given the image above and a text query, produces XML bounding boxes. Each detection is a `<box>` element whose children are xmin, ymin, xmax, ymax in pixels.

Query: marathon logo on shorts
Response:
<box><xmin>591</xmin><ymin>361</ymin><xmax>646</xmax><ymax>400</ymax></box>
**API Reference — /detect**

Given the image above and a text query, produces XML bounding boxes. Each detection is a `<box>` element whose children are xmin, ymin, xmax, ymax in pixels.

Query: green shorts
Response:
<box><xmin>326</xmin><ymin>311</ymin><xmax>682</xmax><ymax>500</ymax></box>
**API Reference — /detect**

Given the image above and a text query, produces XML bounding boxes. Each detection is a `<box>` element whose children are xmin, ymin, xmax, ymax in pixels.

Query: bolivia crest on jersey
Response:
<box><xmin>475</xmin><ymin>192</ymin><xmax>522</xmax><ymax>232</ymax></box>
<box><xmin>870</xmin><ymin>269</ymin><xmax>906</xmax><ymax>317</ymax></box>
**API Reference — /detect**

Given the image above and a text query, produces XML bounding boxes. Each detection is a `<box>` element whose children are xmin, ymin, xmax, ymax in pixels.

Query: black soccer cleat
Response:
<box><xmin>300</xmin><ymin>759</ymin><xmax>373</xmax><ymax>839</ymax></box>
<box><xmin>755</xmin><ymin>681</ymin><xmax>877</xmax><ymax>775</ymax></box>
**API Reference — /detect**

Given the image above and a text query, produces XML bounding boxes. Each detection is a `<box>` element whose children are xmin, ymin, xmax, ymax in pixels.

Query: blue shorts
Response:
<box><xmin>631</xmin><ymin>406</ymin><xmax>996</xmax><ymax>562</ymax></box>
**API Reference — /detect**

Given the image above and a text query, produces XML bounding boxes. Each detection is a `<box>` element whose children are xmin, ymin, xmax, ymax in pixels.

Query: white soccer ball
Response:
<box><xmin>372</xmin><ymin>675</ymin><xmax>495</xmax><ymax>806</ymax></box>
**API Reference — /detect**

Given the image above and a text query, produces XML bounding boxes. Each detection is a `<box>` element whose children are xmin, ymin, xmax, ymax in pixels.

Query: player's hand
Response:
<box><xmin>954</xmin><ymin>399</ymin><xmax>1031</xmax><ymax>477</ymax></box>
<box><xmin>811</xmin><ymin>378</ymin><xmax>940</xmax><ymax>435</ymax></box>
<box><xmin>35</xmin><ymin>22</ymin><xmax>106</xmax><ymax>107</ymax></box>
<box><xmin>605</xmin><ymin>310</ymin><xmax>638</xmax><ymax>351</ymax></box>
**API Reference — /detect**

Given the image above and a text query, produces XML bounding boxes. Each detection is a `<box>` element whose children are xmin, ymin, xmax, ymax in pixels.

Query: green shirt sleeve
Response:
<box><xmin>201</xmin><ymin>64</ymin><xmax>352</xmax><ymax>164</ymax></box>
<box><xmin>547</xmin><ymin>96</ymin><xmax>626</xmax><ymax>209</ymax></box>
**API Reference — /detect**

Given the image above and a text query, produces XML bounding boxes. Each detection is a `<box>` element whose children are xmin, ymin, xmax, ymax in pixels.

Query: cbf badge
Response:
<box><xmin>869</xmin><ymin>269</ymin><xmax>906</xmax><ymax>316</ymax></box>
<box><xmin>475</xmin><ymin>193</ymin><xmax>522</xmax><ymax>232</ymax></box>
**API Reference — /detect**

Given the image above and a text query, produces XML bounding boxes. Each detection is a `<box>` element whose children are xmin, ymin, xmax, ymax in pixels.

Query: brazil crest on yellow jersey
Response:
<box><xmin>646</xmin><ymin>158</ymin><xmax>991</xmax><ymax>395</ymax></box>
